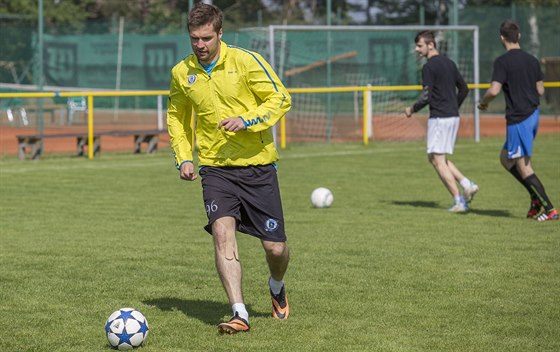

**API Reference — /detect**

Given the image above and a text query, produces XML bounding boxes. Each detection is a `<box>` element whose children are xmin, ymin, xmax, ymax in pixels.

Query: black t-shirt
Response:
<box><xmin>414</xmin><ymin>55</ymin><xmax>469</xmax><ymax>118</ymax></box>
<box><xmin>491</xmin><ymin>49</ymin><xmax>544</xmax><ymax>124</ymax></box>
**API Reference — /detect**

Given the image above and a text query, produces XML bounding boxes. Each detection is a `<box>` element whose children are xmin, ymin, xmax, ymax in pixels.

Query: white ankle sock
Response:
<box><xmin>269</xmin><ymin>277</ymin><xmax>284</xmax><ymax>295</ymax></box>
<box><xmin>460</xmin><ymin>178</ymin><xmax>472</xmax><ymax>189</ymax></box>
<box><xmin>232</xmin><ymin>303</ymin><xmax>248</xmax><ymax>322</ymax></box>
<box><xmin>454</xmin><ymin>195</ymin><xmax>463</xmax><ymax>204</ymax></box>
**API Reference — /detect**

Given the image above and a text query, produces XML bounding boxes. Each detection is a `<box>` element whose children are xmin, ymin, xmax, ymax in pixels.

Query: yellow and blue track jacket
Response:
<box><xmin>167</xmin><ymin>41</ymin><xmax>292</xmax><ymax>167</ymax></box>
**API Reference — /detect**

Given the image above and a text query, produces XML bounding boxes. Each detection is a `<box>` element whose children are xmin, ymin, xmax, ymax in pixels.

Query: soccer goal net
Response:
<box><xmin>237</xmin><ymin>25</ymin><xmax>480</xmax><ymax>144</ymax></box>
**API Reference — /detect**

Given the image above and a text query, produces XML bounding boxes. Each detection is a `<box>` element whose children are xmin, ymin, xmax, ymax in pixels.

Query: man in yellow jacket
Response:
<box><xmin>167</xmin><ymin>3</ymin><xmax>292</xmax><ymax>334</ymax></box>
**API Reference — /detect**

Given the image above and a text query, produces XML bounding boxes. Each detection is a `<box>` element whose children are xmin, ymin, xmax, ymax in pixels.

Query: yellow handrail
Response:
<box><xmin>1</xmin><ymin>82</ymin><xmax>558</xmax><ymax>98</ymax></box>
<box><xmin>1</xmin><ymin>82</ymin><xmax>558</xmax><ymax>157</ymax></box>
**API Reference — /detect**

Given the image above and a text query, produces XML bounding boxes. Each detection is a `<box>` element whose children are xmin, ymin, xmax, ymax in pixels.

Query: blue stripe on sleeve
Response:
<box><xmin>228</xmin><ymin>45</ymin><xmax>279</xmax><ymax>92</ymax></box>
<box><xmin>279</xmin><ymin>94</ymin><xmax>286</xmax><ymax>107</ymax></box>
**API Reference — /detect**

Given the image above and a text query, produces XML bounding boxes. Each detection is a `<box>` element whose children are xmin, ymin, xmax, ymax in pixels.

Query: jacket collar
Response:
<box><xmin>188</xmin><ymin>41</ymin><xmax>229</xmax><ymax>70</ymax></box>
<box><xmin>215</xmin><ymin>41</ymin><xmax>228</xmax><ymax>66</ymax></box>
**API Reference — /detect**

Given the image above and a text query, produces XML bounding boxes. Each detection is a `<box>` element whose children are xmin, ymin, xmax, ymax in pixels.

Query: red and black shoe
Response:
<box><xmin>527</xmin><ymin>199</ymin><xmax>543</xmax><ymax>219</ymax></box>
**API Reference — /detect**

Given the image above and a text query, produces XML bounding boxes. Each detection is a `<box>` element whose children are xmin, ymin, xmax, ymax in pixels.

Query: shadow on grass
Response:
<box><xmin>391</xmin><ymin>200</ymin><xmax>512</xmax><ymax>218</ymax></box>
<box><xmin>468</xmin><ymin>208</ymin><xmax>512</xmax><ymax>217</ymax></box>
<box><xmin>143</xmin><ymin>297</ymin><xmax>268</xmax><ymax>325</ymax></box>
<box><xmin>391</xmin><ymin>200</ymin><xmax>440</xmax><ymax>208</ymax></box>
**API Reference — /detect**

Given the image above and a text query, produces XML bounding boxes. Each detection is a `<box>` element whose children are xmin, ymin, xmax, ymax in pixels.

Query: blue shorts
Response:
<box><xmin>504</xmin><ymin>109</ymin><xmax>539</xmax><ymax>159</ymax></box>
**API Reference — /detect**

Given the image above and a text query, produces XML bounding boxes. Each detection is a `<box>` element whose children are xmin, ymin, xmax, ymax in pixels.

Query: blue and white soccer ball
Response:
<box><xmin>105</xmin><ymin>308</ymin><xmax>149</xmax><ymax>350</ymax></box>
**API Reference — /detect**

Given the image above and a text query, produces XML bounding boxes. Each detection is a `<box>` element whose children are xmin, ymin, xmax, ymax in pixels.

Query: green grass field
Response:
<box><xmin>1</xmin><ymin>135</ymin><xmax>559</xmax><ymax>352</ymax></box>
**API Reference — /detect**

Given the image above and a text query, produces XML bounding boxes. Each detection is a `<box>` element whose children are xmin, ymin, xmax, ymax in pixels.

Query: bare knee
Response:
<box><xmin>212</xmin><ymin>217</ymin><xmax>235</xmax><ymax>236</ymax></box>
<box><xmin>263</xmin><ymin>241</ymin><xmax>289</xmax><ymax>280</ymax></box>
<box><xmin>500</xmin><ymin>150</ymin><xmax>514</xmax><ymax>170</ymax></box>
<box><xmin>516</xmin><ymin>157</ymin><xmax>534</xmax><ymax>178</ymax></box>
<box><xmin>427</xmin><ymin>154</ymin><xmax>436</xmax><ymax>166</ymax></box>
<box><xmin>212</xmin><ymin>217</ymin><xmax>237</xmax><ymax>255</ymax></box>
<box><xmin>263</xmin><ymin>241</ymin><xmax>289</xmax><ymax>259</ymax></box>
<box><xmin>428</xmin><ymin>153</ymin><xmax>446</xmax><ymax>167</ymax></box>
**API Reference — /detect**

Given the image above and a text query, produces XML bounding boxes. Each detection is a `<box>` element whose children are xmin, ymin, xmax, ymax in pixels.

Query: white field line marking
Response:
<box><xmin>0</xmin><ymin>144</ymin><xmax>480</xmax><ymax>174</ymax></box>
<box><xmin>0</xmin><ymin>159</ymin><xmax>175</xmax><ymax>174</ymax></box>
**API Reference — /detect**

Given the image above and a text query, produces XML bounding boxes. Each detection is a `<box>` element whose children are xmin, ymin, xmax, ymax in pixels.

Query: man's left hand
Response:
<box><xmin>404</xmin><ymin>107</ymin><xmax>413</xmax><ymax>118</ymax></box>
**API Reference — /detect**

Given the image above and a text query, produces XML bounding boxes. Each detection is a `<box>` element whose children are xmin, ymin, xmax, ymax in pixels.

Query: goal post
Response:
<box><xmin>239</xmin><ymin>25</ymin><xmax>480</xmax><ymax>144</ymax></box>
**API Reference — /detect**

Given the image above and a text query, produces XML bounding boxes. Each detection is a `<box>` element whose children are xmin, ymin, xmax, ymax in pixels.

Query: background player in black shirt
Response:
<box><xmin>478</xmin><ymin>19</ymin><xmax>558</xmax><ymax>221</ymax></box>
<box><xmin>405</xmin><ymin>30</ymin><xmax>479</xmax><ymax>213</ymax></box>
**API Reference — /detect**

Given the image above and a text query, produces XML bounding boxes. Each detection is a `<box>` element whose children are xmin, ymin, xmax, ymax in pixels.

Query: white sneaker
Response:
<box><xmin>464</xmin><ymin>183</ymin><xmax>479</xmax><ymax>203</ymax></box>
<box><xmin>448</xmin><ymin>202</ymin><xmax>468</xmax><ymax>213</ymax></box>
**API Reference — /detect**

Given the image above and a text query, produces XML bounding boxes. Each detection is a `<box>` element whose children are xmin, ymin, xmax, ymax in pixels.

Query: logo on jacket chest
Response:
<box><xmin>188</xmin><ymin>74</ymin><xmax>197</xmax><ymax>85</ymax></box>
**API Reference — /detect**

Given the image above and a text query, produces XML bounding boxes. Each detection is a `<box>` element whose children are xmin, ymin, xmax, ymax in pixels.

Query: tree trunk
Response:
<box><xmin>435</xmin><ymin>0</ymin><xmax>447</xmax><ymax>25</ymax></box>
<box><xmin>367</xmin><ymin>0</ymin><xmax>375</xmax><ymax>24</ymax></box>
<box><xmin>528</xmin><ymin>4</ymin><xmax>540</xmax><ymax>57</ymax></box>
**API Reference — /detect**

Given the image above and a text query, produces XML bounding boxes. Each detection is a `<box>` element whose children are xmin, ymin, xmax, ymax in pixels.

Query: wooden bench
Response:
<box><xmin>16</xmin><ymin>129</ymin><xmax>166</xmax><ymax>160</ymax></box>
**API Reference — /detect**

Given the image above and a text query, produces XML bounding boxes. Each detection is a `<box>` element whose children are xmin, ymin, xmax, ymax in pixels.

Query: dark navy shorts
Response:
<box><xmin>199</xmin><ymin>164</ymin><xmax>286</xmax><ymax>242</ymax></box>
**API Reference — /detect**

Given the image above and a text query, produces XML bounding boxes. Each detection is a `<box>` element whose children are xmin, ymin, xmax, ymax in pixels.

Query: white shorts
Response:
<box><xmin>427</xmin><ymin>117</ymin><xmax>460</xmax><ymax>154</ymax></box>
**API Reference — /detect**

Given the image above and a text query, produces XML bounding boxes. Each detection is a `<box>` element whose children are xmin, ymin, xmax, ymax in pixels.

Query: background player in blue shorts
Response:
<box><xmin>478</xmin><ymin>19</ymin><xmax>558</xmax><ymax>221</ymax></box>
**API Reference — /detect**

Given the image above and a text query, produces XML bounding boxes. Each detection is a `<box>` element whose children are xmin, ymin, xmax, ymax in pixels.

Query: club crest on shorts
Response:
<box><xmin>188</xmin><ymin>74</ymin><xmax>197</xmax><ymax>85</ymax></box>
<box><xmin>265</xmin><ymin>218</ymin><xmax>279</xmax><ymax>232</ymax></box>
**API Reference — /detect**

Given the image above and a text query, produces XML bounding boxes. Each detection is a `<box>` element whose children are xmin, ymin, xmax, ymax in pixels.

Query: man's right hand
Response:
<box><xmin>179</xmin><ymin>161</ymin><xmax>198</xmax><ymax>181</ymax></box>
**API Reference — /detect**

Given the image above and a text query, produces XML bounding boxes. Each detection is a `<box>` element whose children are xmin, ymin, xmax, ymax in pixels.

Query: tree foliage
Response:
<box><xmin>1</xmin><ymin>0</ymin><xmax>560</xmax><ymax>33</ymax></box>
<box><xmin>0</xmin><ymin>0</ymin><xmax>97</xmax><ymax>33</ymax></box>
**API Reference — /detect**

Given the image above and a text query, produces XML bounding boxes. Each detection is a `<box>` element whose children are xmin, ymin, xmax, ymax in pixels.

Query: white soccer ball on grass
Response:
<box><xmin>311</xmin><ymin>187</ymin><xmax>334</xmax><ymax>208</ymax></box>
<box><xmin>105</xmin><ymin>308</ymin><xmax>149</xmax><ymax>350</ymax></box>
